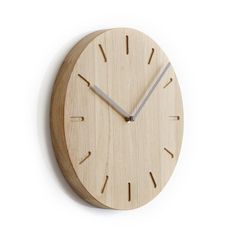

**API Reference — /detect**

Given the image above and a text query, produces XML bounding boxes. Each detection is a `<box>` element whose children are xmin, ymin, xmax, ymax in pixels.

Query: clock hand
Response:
<box><xmin>130</xmin><ymin>62</ymin><xmax>171</xmax><ymax>121</ymax></box>
<box><xmin>90</xmin><ymin>85</ymin><xmax>131</xmax><ymax>121</ymax></box>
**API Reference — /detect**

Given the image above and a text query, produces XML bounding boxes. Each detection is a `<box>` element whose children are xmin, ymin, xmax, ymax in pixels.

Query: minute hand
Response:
<box><xmin>130</xmin><ymin>62</ymin><xmax>171</xmax><ymax>121</ymax></box>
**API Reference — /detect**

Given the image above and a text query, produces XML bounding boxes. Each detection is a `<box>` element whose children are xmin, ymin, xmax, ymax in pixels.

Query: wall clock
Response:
<box><xmin>50</xmin><ymin>28</ymin><xmax>183</xmax><ymax>209</ymax></box>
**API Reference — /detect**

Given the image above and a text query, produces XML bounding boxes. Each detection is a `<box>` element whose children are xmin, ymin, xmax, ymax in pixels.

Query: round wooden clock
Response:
<box><xmin>50</xmin><ymin>28</ymin><xmax>183</xmax><ymax>209</ymax></box>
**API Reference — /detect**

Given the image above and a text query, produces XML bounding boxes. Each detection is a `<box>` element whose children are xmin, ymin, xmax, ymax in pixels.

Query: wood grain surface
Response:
<box><xmin>50</xmin><ymin>28</ymin><xmax>184</xmax><ymax>209</ymax></box>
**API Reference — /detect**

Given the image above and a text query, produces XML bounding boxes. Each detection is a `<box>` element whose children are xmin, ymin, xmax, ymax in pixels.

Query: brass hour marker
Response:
<box><xmin>148</xmin><ymin>48</ymin><xmax>155</xmax><ymax>64</ymax></box>
<box><xmin>126</xmin><ymin>35</ymin><xmax>129</xmax><ymax>55</ymax></box>
<box><xmin>101</xmin><ymin>175</ymin><xmax>109</xmax><ymax>194</ymax></box>
<box><xmin>149</xmin><ymin>172</ymin><xmax>157</xmax><ymax>188</ymax></box>
<box><xmin>163</xmin><ymin>78</ymin><xmax>173</xmax><ymax>88</ymax></box>
<box><xmin>70</xmin><ymin>116</ymin><xmax>84</xmax><ymax>122</ymax></box>
<box><xmin>128</xmin><ymin>182</ymin><xmax>131</xmax><ymax>202</ymax></box>
<box><xmin>78</xmin><ymin>74</ymin><xmax>90</xmax><ymax>87</ymax></box>
<box><xmin>169</xmin><ymin>116</ymin><xmax>180</xmax><ymax>120</ymax></box>
<box><xmin>79</xmin><ymin>151</ymin><xmax>91</xmax><ymax>165</ymax></box>
<box><xmin>98</xmin><ymin>44</ymin><xmax>107</xmax><ymax>62</ymax></box>
<box><xmin>164</xmin><ymin>148</ymin><xmax>174</xmax><ymax>158</ymax></box>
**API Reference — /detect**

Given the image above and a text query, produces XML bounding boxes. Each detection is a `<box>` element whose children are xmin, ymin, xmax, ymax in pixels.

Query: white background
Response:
<box><xmin>0</xmin><ymin>0</ymin><xmax>236</xmax><ymax>235</ymax></box>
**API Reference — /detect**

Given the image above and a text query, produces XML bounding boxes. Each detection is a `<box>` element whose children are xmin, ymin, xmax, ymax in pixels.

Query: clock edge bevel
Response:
<box><xmin>50</xmin><ymin>29</ymin><xmax>112</xmax><ymax>209</ymax></box>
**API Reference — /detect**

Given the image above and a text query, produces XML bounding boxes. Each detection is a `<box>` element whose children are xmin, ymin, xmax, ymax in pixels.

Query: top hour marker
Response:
<box><xmin>126</xmin><ymin>35</ymin><xmax>129</xmax><ymax>55</ymax></box>
<box><xmin>148</xmin><ymin>48</ymin><xmax>155</xmax><ymax>64</ymax></box>
<box><xmin>98</xmin><ymin>44</ymin><xmax>107</xmax><ymax>62</ymax></box>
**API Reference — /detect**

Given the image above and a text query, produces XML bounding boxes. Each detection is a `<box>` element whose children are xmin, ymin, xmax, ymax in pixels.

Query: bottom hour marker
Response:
<box><xmin>101</xmin><ymin>175</ymin><xmax>109</xmax><ymax>194</ymax></box>
<box><xmin>164</xmin><ymin>148</ymin><xmax>174</xmax><ymax>158</ymax></box>
<box><xmin>149</xmin><ymin>172</ymin><xmax>157</xmax><ymax>188</ymax></box>
<box><xmin>128</xmin><ymin>182</ymin><xmax>131</xmax><ymax>202</ymax></box>
<box><xmin>79</xmin><ymin>151</ymin><xmax>91</xmax><ymax>165</ymax></box>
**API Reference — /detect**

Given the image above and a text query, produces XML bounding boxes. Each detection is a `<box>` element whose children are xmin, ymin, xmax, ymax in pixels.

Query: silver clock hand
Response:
<box><xmin>130</xmin><ymin>62</ymin><xmax>171</xmax><ymax>121</ymax></box>
<box><xmin>90</xmin><ymin>85</ymin><xmax>130</xmax><ymax>121</ymax></box>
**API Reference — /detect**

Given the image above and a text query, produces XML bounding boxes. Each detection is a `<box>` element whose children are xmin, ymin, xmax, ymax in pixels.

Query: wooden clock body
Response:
<box><xmin>50</xmin><ymin>28</ymin><xmax>183</xmax><ymax>209</ymax></box>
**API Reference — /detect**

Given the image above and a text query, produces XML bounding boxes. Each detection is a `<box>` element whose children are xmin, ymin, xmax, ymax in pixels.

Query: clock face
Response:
<box><xmin>51</xmin><ymin>28</ymin><xmax>183</xmax><ymax>209</ymax></box>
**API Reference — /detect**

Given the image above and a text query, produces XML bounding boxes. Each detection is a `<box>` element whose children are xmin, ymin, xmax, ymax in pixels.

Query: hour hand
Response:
<box><xmin>90</xmin><ymin>85</ymin><xmax>130</xmax><ymax>121</ymax></box>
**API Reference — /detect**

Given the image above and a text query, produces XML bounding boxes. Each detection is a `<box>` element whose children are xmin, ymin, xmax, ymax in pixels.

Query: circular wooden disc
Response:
<box><xmin>50</xmin><ymin>28</ymin><xmax>183</xmax><ymax>209</ymax></box>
